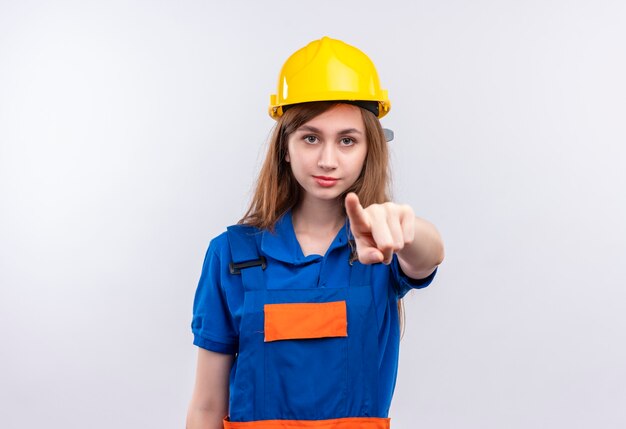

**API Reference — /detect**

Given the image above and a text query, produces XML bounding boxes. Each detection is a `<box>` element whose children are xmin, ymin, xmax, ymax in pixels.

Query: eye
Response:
<box><xmin>339</xmin><ymin>137</ymin><xmax>356</xmax><ymax>146</ymax></box>
<box><xmin>304</xmin><ymin>135</ymin><xmax>319</xmax><ymax>144</ymax></box>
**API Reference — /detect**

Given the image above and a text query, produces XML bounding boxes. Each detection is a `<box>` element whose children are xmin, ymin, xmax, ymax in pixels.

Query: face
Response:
<box><xmin>286</xmin><ymin>104</ymin><xmax>368</xmax><ymax>204</ymax></box>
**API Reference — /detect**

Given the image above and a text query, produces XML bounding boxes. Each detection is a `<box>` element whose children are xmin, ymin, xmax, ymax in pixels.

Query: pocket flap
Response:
<box><xmin>264</xmin><ymin>301</ymin><xmax>347</xmax><ymax>342</ymax></box>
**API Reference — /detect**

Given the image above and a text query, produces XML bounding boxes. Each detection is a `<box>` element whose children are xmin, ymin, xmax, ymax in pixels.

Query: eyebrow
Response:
<box><xmin>296</xmin><ymin>125</ymin><xmax>363</xmax><ymax>135</ymax></box>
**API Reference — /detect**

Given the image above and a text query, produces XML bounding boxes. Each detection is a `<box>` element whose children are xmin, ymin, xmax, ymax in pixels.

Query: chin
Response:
<box><xmin>304</xmin><ymin>188</ymin><xmax>346</xmax><ymax>203</ymax></box>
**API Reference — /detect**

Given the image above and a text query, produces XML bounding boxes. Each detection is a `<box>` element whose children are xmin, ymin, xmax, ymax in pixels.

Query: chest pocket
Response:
<box><xmin>264</xmin><ymin>301</ymin><xmax>347</xmax><ymax>342</ymax></box>
<box><xmin>263</xmin><ymin>298</ymin><xmax>349</xmax><ymax>420</ymax></box>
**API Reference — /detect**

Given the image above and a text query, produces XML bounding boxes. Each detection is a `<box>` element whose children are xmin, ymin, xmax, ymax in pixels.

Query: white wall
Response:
<box><xmin>1</xmin><ymin>1</ymin><xmax>625</xmax><ymax>428</ymax></box>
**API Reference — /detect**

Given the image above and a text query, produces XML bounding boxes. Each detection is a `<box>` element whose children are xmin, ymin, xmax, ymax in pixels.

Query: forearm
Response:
<box><xmin>186</xmin><ymin>406</ymin><xmax>226</xmax><ymax>429</ymax></box>
<box><xmin>397</xmin><ymin>216</ymin><xmax>444</xmax><ymax>279</ymax></box>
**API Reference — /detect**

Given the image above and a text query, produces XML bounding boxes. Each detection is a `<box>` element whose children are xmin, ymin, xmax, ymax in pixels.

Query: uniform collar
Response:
<box><xmin>261</xmin><ymin>210</ymin><xmax>350</xmax><ymax>265</ymax></box>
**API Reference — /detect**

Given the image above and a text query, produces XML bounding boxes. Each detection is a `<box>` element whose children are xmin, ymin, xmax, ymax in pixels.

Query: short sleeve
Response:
<box><xmin>390</xmin><ymin>255</ymin><xmax>438</xmax><ymax>299</ymax></box>
<box><xmin>191</xmin><ymin>240</ymin><xmax>238</xmax><ymax>354</ymax></box>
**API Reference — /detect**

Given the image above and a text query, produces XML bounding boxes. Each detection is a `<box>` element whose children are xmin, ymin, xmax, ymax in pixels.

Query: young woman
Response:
<box><xmin>187</xmin><ymin>37</ymin><xmax>444</xmax><ymax>429</ymax></box>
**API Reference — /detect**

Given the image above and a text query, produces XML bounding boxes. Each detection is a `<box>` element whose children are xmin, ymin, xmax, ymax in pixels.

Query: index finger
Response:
<box><xmin>344</xmin><ymin>192</ymin><xmax>370</xmax><ymax>231</ymax></box>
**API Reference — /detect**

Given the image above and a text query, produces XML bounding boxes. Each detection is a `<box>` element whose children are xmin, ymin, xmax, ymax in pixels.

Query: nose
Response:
<box><xmin>317</xmin><ymin>142</ymin><xmax>338</xmax><ymax>170</ymax></box>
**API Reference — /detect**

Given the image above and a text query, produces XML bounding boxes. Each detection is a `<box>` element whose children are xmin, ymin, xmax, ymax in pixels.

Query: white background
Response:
<box><xmin>1</xmin><ymin>1</ymin><xmax>625</xmax><ymax>428</ymax></box>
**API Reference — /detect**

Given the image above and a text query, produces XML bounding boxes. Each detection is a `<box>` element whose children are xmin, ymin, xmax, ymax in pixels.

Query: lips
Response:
<box><xmin>313</xmin><ymin>175</ymin><xmax>339</xmax><ymax>187</ymax></box>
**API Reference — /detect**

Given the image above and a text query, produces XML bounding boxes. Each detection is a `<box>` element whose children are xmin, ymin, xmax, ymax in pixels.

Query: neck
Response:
<box><xmin>292</xmin><ymin>196</ymin><xmax>345</xmax><ymax>236</ymax></box>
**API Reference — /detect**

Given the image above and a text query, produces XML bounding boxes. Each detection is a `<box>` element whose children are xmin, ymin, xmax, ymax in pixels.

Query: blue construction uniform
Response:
<box><xmin>191</xmin><ymin>211</ymin><xmax>436</xmax><ymax>427</ymax></box>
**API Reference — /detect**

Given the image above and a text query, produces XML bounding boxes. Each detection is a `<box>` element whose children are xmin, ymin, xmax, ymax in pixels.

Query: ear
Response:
<box><xmin>285</xmin><ymin>152</ymin><xmax>290</xmax><ymax>162</ymax></box>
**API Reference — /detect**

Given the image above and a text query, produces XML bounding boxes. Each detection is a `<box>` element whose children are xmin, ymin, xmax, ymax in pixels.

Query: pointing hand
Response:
<box><xmin>344</xmin><ymin>192</ymin><xmax>416</xmax><ymax>265</ymax></box>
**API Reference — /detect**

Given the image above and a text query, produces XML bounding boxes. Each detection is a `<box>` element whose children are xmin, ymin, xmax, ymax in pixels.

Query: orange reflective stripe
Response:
<box><xmin>223</xmin><ymin>417</ymin><xmax>390</xmax><ymax>429</ymax></box>
<box><xmin>264</xmin><ymin>301</ymin><xmax>347</xmax><ymax>342</ymax></box>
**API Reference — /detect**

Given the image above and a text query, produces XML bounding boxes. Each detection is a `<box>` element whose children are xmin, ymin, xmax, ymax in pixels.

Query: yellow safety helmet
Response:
<box><xmin>269</xmin><ymin>36</ymin><xmax>391</xmax><ymax>119</ymax></box>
